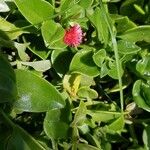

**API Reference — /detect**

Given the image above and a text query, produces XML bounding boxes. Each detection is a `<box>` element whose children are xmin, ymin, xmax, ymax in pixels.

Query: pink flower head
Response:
<box><xmin>63</xmin><ymin>24</ymin><xmax>83</xmax><ymax>47</ymax></box>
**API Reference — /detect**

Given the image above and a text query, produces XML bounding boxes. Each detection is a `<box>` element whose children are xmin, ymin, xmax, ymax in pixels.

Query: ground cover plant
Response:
<box><xmin>0</xmin><ymin>0</ymin><xmax>150</xmax><ymax>149</ymax></box>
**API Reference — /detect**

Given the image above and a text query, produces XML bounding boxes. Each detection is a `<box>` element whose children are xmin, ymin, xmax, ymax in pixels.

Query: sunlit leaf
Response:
<box><xmin>14</xmin><ymin>69</ymin><xmax>65</xmax><ymax>112</ymax></box>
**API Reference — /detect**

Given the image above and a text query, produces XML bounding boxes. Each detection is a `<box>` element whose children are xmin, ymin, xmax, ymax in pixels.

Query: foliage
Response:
<box><xmin>0</xmin><ymin>0</ymin><xmax>150</xmax><ymax>149</ymax></box>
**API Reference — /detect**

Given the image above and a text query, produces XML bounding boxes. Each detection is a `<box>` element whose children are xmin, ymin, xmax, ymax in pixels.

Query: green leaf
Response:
<box><xmin>0</xmin><ymin>54</ymin><xmax>17</xmax><ymax>103</ymax></box>
<box><xmin>59</xmin><ymin>0</ymin><xmax>73</xmax><ymax>12</ymax></box>
<box><xmin>79</xmin><ymin>0</ymin><xmax>93</xmax><ymax>9</ymax></box>
<box><xmin>0</xmin><ymin>17</ymin><xmax>24</xmax><ymax>40</ymax></box>
<box><xmin>114</xmin><ymin>16</ymin><xmax>137</xmax><ymax>33</ymax></box>
<box><xmin>71</xmin><ymin>101</ymin><xmax>87</xmax><ymax>126</ymax></box>
<box><xmin>136</xmin><ymin>56</ymin><xmax>150</xmax><ymax>77</ymax></box>
<box><xmin>44</xmin><ymin>108</ymin><xmax>70</xmax><ymax>140</ymax></box>
<box><xmin>77</xmin><ymin>143</ymin><xmax>99</xmax><ymax>150</ymax></box>
<box><xmin>143</xmin><ymin>126</ymin><xmax>150</xmax><ymax>150</ymax></box>
<box><xmin>14</xmin><ymin>0</ymin><xmax>54</xmax><ymax>25</ymax></box>
<box><xmin>14</xmin><ymin>69</ymin><xmax>65</xmax><ymax>112</ymax></box>
<box><xmin>108</xmin><ymin>115</ymin><xmax>124</xmax><ymax>131</ymax></box>
<box><xmin>51</xmin><ymin>49</ymin><xmax>74</xmax><ymax>76</ymax></box>
<box><xmin>7</xmin><ymin>125</ymin><xmax>45</xmax><ymax>150</ymax></box>
<box><xmin>87</xmin><ymin>110</ymin><xmax>120</xmax><ymax>122</ymax></box>
<box><xmin>108</xmin><ymin>61</ymin><xmax>124</xmax><ymax>79</ymax></box>
<box><xmin>100</xmin><ymin>62</ymin><xmax>109</xmax><ymax>78</ymax></box>
<box><xmin>41</xmin><ymin>20</ymin><xmax>66</xmax><ymax>49</ymax></box>
<box><xmin>25</xmin><ymin>35</ymin><xmax>50</xmax><ymax>59</ymax></box>
<box><xmin>93</xmin><ymin>49</ymin><xmax>106</xmax><ymax>67</ymax></box>
<box><xmin>118</xmin><ymin>26</ymin><xmax>150</xmax><ymax>43</ymax></box>
<box><xmin>14</xmin><ymin>42</ymin><xmax>30</xmax><ymax>61</ymax></box>
<box><xmin>21</xmin><ymin>60</ymin><xmax>51</xmax><ymax>72</ymax></box>
<box><xmin>132</xmin><ymin>80</ymin><xmax>150</xmax><ymax>112</ymax></box>
<box><xmin>69</xmin><ymin>49</ymin><xmax>100</xmax><ymax>77</ymax></box>
<box><xmin>87</xmin><ymin>7</ymin><xmax>110</xmax><ymax>46</ymax></box>
<box><xmin>60</xmin><ymin>1</ymin><xmax>83</xmax><ymax>20</ymax></box>
<box><xmin>77</xmin><ymin>87</ymin><xmax>98</xmax><ymax>99</ymax></box>
<box><xmin>118</xmin><ymin>40</ymin><xmax>141</xmax><ymax>54</ymax></box>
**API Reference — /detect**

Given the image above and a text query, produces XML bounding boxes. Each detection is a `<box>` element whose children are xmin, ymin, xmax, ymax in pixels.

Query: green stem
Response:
<box><xmin>99</xmin><ymin>0</ymin><xmax>124</xmax><ymax>112</ymax></box>
<box><xmin>51</xmin><ymin>139</ymin><xmax>58</xmax><ymax>150</ymax></box>
<box><xmin>87</xmin><ymin>110</ymin><xmax>129</xmax><ymax>115</ymax></box>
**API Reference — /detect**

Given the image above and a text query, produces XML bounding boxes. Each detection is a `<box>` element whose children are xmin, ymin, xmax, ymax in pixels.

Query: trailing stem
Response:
<box><xmin>99</xmin><ymin>0</ymin><xmax>124</xmax><ymax>113</ymax></box>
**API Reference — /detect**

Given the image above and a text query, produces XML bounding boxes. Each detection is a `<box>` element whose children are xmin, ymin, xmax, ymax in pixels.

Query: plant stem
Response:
<box><xmin>99</xmin><ymin>0</ymin><xmax>124</xmax><ymax>112</ymax></box>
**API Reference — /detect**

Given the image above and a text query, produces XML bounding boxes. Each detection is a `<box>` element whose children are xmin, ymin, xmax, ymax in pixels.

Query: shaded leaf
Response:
<box><xmin>7</xmin><ymin>125</ymin><xmax>45</xmax><ymax>150</ymax></box>
<box><xmin>0</xmin><ymin>54</ymin><xmax>17</xmax><ymax>103</ymax></box>
<box><xmin>132</xmin><ymin>80</ymin><xmax>150</xmax><ymax>112</ymax></box>
<box><xmin>51</xmin><ymin>49</ymin><xmax>74</xmax><ymax>76</ymax></box>
<box><xmin>69</xmin><ymin>49</ymin><xmax>100</xmax><ymax>77</ymax></box>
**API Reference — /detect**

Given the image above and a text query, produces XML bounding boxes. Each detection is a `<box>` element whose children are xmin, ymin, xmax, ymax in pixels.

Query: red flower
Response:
<box><xmin>63</xmin><ymin>24</ymin><xmax>83</xmax><ymax>47</ymax></box>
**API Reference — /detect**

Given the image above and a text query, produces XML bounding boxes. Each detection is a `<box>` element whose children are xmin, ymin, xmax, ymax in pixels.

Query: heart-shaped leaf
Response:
<box><xmin>69</xmin><ymin>49</ymin><xmax>100</xmax><ymax>77</ymax></box>
<box><xmin>14</xmin><ymin>0</ymin><xmax>54</xmax><ymax>25</ymax></box>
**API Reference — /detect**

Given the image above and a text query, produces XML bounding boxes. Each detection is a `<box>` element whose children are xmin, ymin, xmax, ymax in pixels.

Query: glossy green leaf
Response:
<box><xmin>118</xmin><ymin>40</ymin><xmax>141</xmax><ymax>54</ymax></box>
<box><xmin>108</xmin><ymin>115</ymin><xmax>124</xmax><ymax>131</ymax></box>
<box><xmin>119</xmin><ymin>26</ymin><xmax>150</xmax><ymax>43</ymax></box>
<box><xmin>51</xmin><ymin>49</ymin><xmax>74</xmax><ymax>76</ymax></box>
<box><xmin>87</xmin><ymin>7</ymin><xmax>109</xmax><ymax>46</ymax></box>
<box><xmin>14</xmin><ymin>69</ymin><xmax>65</xmax><ymax>112</ymax></box>
<box><xmin>0</xmin><ymin>54</ymin><xmax>17</xmax><ymax>103</ymax></box>
<box><xmin>41</xmin><ymin>20</ymin><xmax>66</xmax><ymax>49</ymax></box>
<box><xmin>14</xmin><ymin>0</ymin><xmax>54</xmax><ymax>25</ymax></box>
<box><xmin>0</xmin><ymin>17</ymin><xmax>24</xmax><ymax>40</ymax></box>
<box><xmin>132</xmin><ymin>80</ymin><xmax>150</xmax><ymax>112</ymax></box>
<box><xmin>44</xmin><ymin>105</ymin><xmax>71</xmax><ymax>139</ymax></box>
<box><xmin>69</xmin><ymin>49</ymin><xmax>100</xmax><ymax>77</ymax></box>
<box><xmin>136</xmin><ymin>56</ymin><xmax>150</xmax><ymax>77</ymax></box>
<box><xmin>93</xmin><ymin>49</ymin><xmax>106</xmax><ymax>67</ymax></box>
